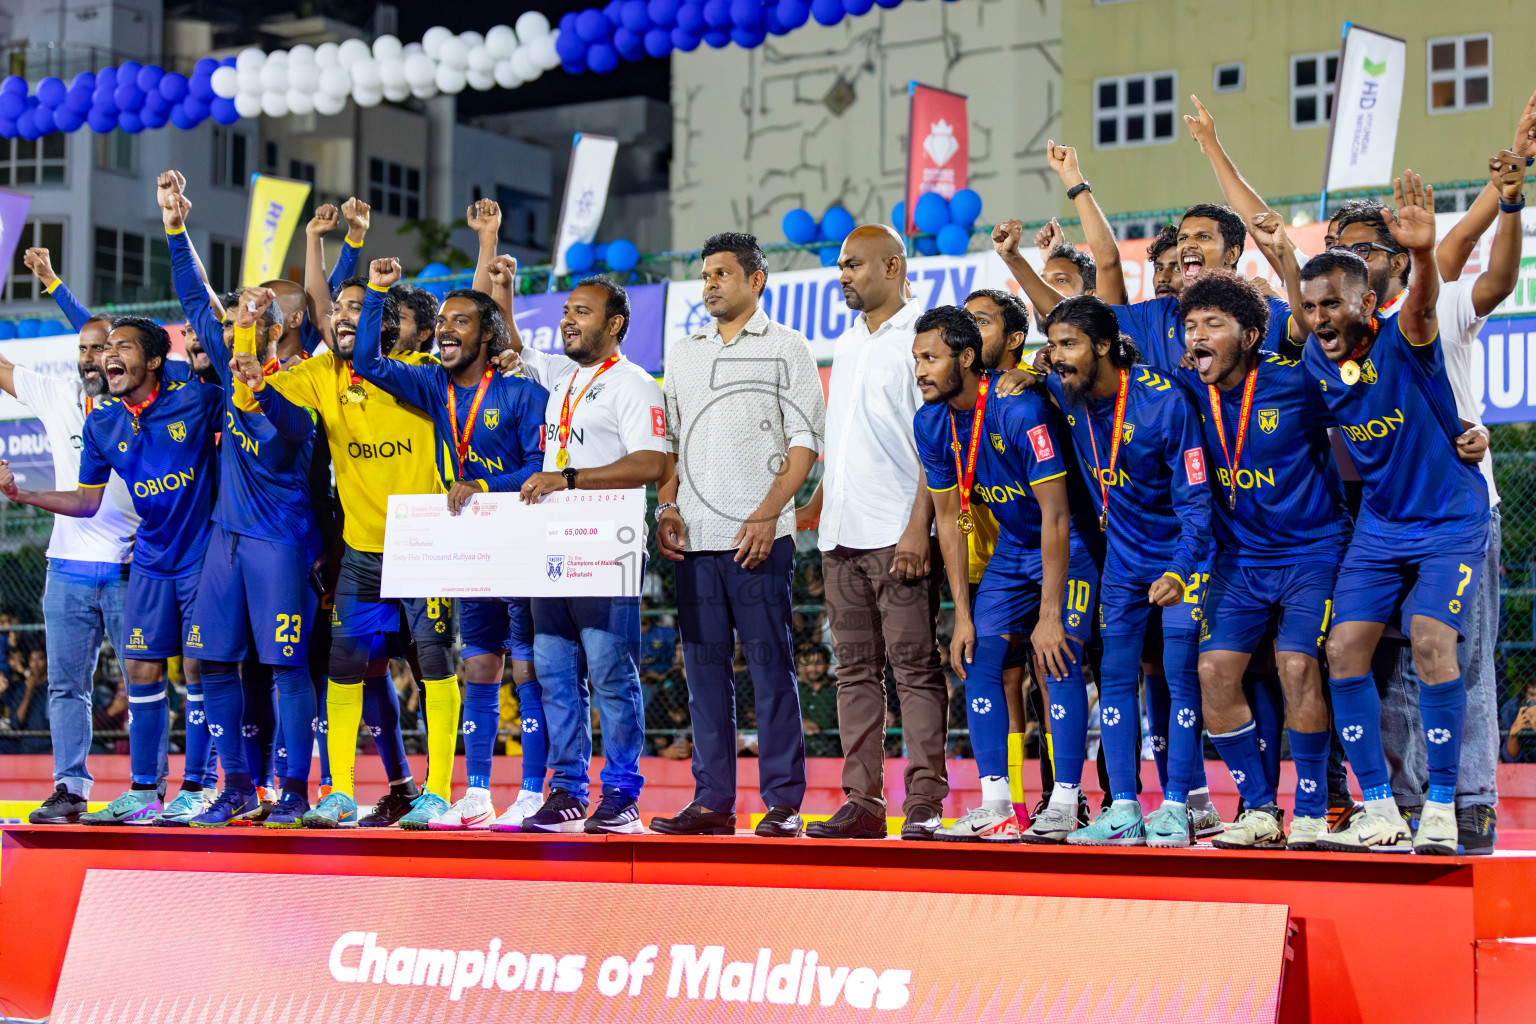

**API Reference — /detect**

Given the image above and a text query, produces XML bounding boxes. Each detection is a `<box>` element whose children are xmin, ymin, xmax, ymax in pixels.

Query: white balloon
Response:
<box><xmin>286</xmin><ymin>89</ymin><xmax>315</xmax><ymax>116</ymax></box>
<box><xmin>265</xmin><ymin>49</ymin><xmax>289</xmax><ymax>66</ymax></box>
<box><xmin>237</xmin><ymin>66</ymin><xmax>264</xmax><ymax>95</ymax></box>
<box><xmin>515</xmin><ymin>11</ymin><xmax>551</xmax><ymax>41</ymax></box>
<box><xmin>371</xmin><ymin>35</ymin><xmax>403</xmax><ymax>62</ymax></box>
<box><xmin>314</xmin><ymin>91</ymin><xmax>347</xmax><ymax>116</ymax></box>
<box><xmin>318</xmin><ymin>67</ymin><xmax>352</xmax><ymax>98</ymax></box>
<box><xmin>234</xmin><ymin>91</ymin><xmax>263</xmax><ymax>119</ymax></box>
<box><xmin>510</xmin><ymin>48</ymin><xmax>539</xmax><ymax>83</ymax></box>
<box><xmin>422</xmin><ymin>26</ymin><xmax>454</xmax><ymax>59</ymax></box>
<box><xmin>403</xmin><ymin>42</ymin><xmax>425</xmax><ymax>58</ymax></box>
<box><xmin>350</xmin><ymin>57</ymin><xmax>381</xmax><ymax>90</ymax></box>
<box><xmin>434</xmin><ymin>64</ymin><xmax>467</xmax><ymax>94</ymax></box>
<box><xmin>459</xmin><ymin>31</ymin><xmax>485</xmax><ymax>50</ymax></box>
<box><xmin>287</xmin><ymin>63</ymin><xmax>319</xmax><ymax>92</ymax></box>
<box><xmin>466</xmin><ymin>68</ymin><xmax>496</xmax><ymax>91</ymax></box>
<box><xmin>260</xmin><ymin>91</ymin><xmax>289</xmax><ymax>118</ymax></box>
<box><xmin>377</xmin><ymin>59</ymin><xmax>407</xmax><ymax>88</ymax></box>
<box><xmin>353</xmin><ymin>86</ymin><xmax>384</xmax><ymax>108</ymax></box>
<box><xmin>410</xmin><ymin>80</ymin><xmax>439</xmax><ymax>100</ymax></box>
<box><xmin>467</xmin><ymin>46</ymin><xmax>495</xmax><ymax>74</ymax></box>
<box><xmin>403</xmin><ymin>54</ymin><xmax>437</xmax><ymax>88</ymax></box>
<box><xmin>235</xmin><ymin>47</ymin><xmax>266</xmax><ymax>73</ymax></box>
<box><xmin>534</xmin><ymin>31</ymin><xmax>561</xmax><ymax>70</ymax></box>
<box><xmin>258</xmin><ymin>61</ymin><xmax>288</xmax><ymax>92</ymax></box>
<box><xmin>288</xmin><ymin>43</ymin><xmax>316</xmax><ymax>65</ymax></box>
<box><xmin>382</xmin><ymin>81</ymin><xmax>412</xmax><ymax>102</ymax></box>
<box><xmin>314</xmin><ymin>42</ymin><xmax>340</xmax><ymax>68</ymax></box>
<box><xmin>438</xmin><ymin>37</ymin><xmax>468</xmax><ymax>71</ymax></box>
<box><xmin>210</xmin><ymin>66</ymin><xmax>239</xmax><ymax>99</ymax></box>
<box><xmin>485</xmin><ymin>25</ymin><xmax>518</xmax><ymax>59</ymax></box>
<box><xmin>337</xmin><ymin>38</ymin><xmax>372</xmax><ymax>70</ymax></box>
<box><xmin>493</xmin><ymin>60</ymin><xmax>524</xmax><ymax>90</ymax></box>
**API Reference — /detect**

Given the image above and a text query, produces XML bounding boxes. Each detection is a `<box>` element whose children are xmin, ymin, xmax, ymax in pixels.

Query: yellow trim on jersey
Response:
<box><xmin>476</xmin><ymin>479</ymin><xmax>489</xmax><ymax>492</ymax></box>
<box><xmin>164</xmin><ymin>225</ymin><xmax>186</xmax><ymax>236</ymax></box>
<box><xmin>1408</xmin><ymin>328</ymin><xmax>1441</xmax><ymax>349</ymax></box>
<box><xmin>367</xmin><ymin>281</ymin><xmax>389</xmax><ymax>293</ymax></box>
<box><xmin>43</xmin><ymin>278</ymin><xmax>61</xmax><ymax>295</ymax></box>
<box><xmin>344</xmin><ymin>236</ymin><xmax>365</xmax><ymax>249</ymax></box>
<box><xmin>927</xmin><ymin>483</ymin><xmax>959</xmax><ymax>493</ymax></box>
<box><xmin>77</xmin><ymin>481</ymin><xmax>106</xmax><ymax>488</ymax></box>
<box><xmin>1027</xmin><ymin>471</ymin><xmax>1067</xmax><ymax>485</ymax></box>
<box><xmin>965</xmin><ymin>502</ymin><xmax>1001</xmax><ymax>584</ymax></box>
<box><xmin>231</xmin><ymin>323</ymin><xmax>262</xmax><ymax>412</ymax></box>
<box><xmin>1160</xmin><ymin>571</ymin><xmax>1183</xmax><ymax>586</ymax></box>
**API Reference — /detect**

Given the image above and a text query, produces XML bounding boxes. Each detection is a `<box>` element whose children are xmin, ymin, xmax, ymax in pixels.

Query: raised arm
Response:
<box><xmin>993</xmin><ymin>219</ymin><xmax>1070</xmax><ymax>318</ymax></box>
<box><xmin>0</xmin><ymin>439</ymin><xmax>105</xmax><ymax>518</ymax></box>
<box><xmin>468</xmin><ymin>198</ymin><xmax>502</xmax><ymax>295</ymax></box>
<box><xmin>351</xmin><ymin>258</ymin><xmax>440</xmax><ymax>412</ymax></box>
<box><xmin>1184</xmin><ymin>95</ymin><xmax>1288</xmax><ymax>262</ymax></box>
<box><xmin>23</xmin><ymin>249</ymin><xmax>93</xmax><ymax>331</ymax></box>
<box><xmin>335</xmin><ymin>197</ymin><xmax>368</xmax><ymax>290</ymax></box>
<box><xmin>1467</xmin><ymin>150</ymin><xmax>1528</xmax><ymax>317</ymax></box>
<box><xmin>1249</xmin><ymin>211</ymin><xmax>1309</xmax><ymax>338</ymax></box>
<box><xmin>304</xmin><ymin>204</ymin><xmax>341</xmax><ymax>350</ymax></box>
<box><xmin>1438</xmin><ymin>90</ymin><xmax>1536</xmax><ymax>279</ymax></box>
<box><xmin>1047</xmin><ymin>141</ymin><xmax>1125</xmax><ymax>304</ymax></box>
<box><xmin>161</xmin><ymin>176</ymin><xmax>229</xmax><ymax>372</ymax></box>
<box><xmin>486</xmin><ymin>254</ymin><xmax>523</xmax><ymax>354</ymax></box>
<box><xmin>1383</xmin><ymin>171</ymin><xmax>1441</xmax><ymax>348</ymax></box>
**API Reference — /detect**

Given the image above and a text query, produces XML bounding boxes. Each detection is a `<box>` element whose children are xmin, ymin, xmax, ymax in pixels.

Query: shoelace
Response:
<box><xmin>42</xmin><ymin>789</ymin><xmax>77</xmax><ymax>807</ymax></box>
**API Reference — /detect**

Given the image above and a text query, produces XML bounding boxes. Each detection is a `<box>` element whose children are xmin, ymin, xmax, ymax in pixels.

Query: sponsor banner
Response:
<box><xmin>1324</xmin><ymin>25</ymin><xmax>1407</xmax><ymax>192</ymax></box>
<box><xmin>904</xmin><ymin>83</ymin><xmax>969</xmax><ymax>233</ymax></box>
<box><xmin>52</xmin><ymin>869</ymin><xmax>1288</xmax><ymax>1023</ymax></box>
<box><xmin>516</xmin><ymin>282</ymin><xmax>665</xmax><ymax>374</ymax></box>
<box><xmin>0</xmin><ymin>188</ymin><xmax>33</xmax><ymax>293</ymax></box>
<box><xmin>241</xmin><ymin>174</ymin><xmax>313</xmax><ymax>286</ymax></box>
<box><xmin>0</xmin><ymin>418</ymin><xmax>56</xmax><ymax>491</ymax></box>
<box><xmin>551</xmin><ymin>133</ymin><xmax>620</xmax><ymax>276</ymax></box>
<box><xmin>1473</xmin><ymin>315</ymin><xmax>1536</xmax><ymax>424</ymax></box>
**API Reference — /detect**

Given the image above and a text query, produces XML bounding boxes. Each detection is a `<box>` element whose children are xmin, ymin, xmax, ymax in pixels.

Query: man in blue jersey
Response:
<box><xmin>0</xmin><ymin>317</ymin><xmax>221</xmax><ymax>824</ymax></box>
<box><xmin>913</xmin><ymin>305</ymin><xmax>1098</xmax><ymax>844</ymax></box>
<box><xmin>353</xmin><ymin>256</ymin><xmax>550</xmax><ymax>832</ymax></box>
<box><xmin>1179</xmin><ymin>272</ymin><xmax>1346</xmax><ymax>850</ymax></box>
<box><xmin>1025</xmin><ymin>296</ymin><xmax>1215</xmax><ymax>847</ymax></box>
<box><xmin>156</xmin><ymin>172</ymin><xmax>324</xmax><ymax>829</ymax></box>
<box><xmin>1298</xmin><ymin>173</ymin><xmax>1491</xmax><ymax>855</ymax></box>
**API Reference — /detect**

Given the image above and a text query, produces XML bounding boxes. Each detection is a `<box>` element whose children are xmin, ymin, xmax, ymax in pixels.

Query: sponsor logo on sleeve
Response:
<box><xmin>1026</xmin><ymin>424</ymin><xmax>1054</xmax><ymax>462</ymax></box>
<box><xmin>1184</xmin><ymin>448</ymin><xmax>1207</xmax><ymax>485</ymax></box>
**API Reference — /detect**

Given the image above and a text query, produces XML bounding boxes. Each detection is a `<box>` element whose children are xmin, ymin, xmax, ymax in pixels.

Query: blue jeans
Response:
<box><xmin>42</xmin><ymin>559</ymin><xmax>153</xmax><ymax>796</ymax></box>
<box><xmin>532</xmin><ymin>595</ymin><xmax>645</xmax><ymax>804</ymax></box>
<box><xmin>1381</xmin><ymin>509</ymin><xmax>1501</xmax><ymax>809</ymax></box>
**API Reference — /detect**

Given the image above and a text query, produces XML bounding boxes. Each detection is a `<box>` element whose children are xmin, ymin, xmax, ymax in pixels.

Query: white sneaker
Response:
<box><xmin>1211</xmin><ymin>805</ymin><xmax>1286</xmax><ymax>850</ymax></box>
<box><xmin>1413</xmin><ymin>801</ymin><xmax>1457</xmax><ymax>856</ymax></box>
<box><xmin>933</xmin><ymin>806</ymin><xmax>1021</xmax><ymax>843</ymax></box>
<box><xmin>1317</xmin><ymin>808</ymin><xmax>1413</xmax><ymax>854</ymax></box>
<box><xmin>1286</xmin><ymin>815</ymin><xmax>1328</xmax><ymax>851</ymax></box>
<box><xmin>490</xmin><ymin>787</ymin><xmax>545</xmax><ymax>833</ymax></box>
<box><xmin>427</xmin><ymin>787</ymin><xmax>496</xmax><ymax>831</ymax></box>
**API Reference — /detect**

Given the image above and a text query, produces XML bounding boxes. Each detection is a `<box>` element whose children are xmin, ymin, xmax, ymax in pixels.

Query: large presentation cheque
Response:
<box><xmin>380</xmin><ymin>489</ymin><xmax>647</xmax><ymax>599</ymax></box>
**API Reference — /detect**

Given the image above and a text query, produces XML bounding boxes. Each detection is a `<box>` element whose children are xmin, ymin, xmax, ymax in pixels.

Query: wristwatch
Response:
<box><xmin>654</xmin><ymin>502</ymin><xmax>679</xmax><ymax>522</ymax></box>
<box><xmin>561</xmin><ymin>467</ymin><xmax>578</xmax><ymax>490</ymax></box>
<box><xmin>1066</xmin><ymin>181</ymin><xmax>1092</xmax><ymax>201</ymax></box>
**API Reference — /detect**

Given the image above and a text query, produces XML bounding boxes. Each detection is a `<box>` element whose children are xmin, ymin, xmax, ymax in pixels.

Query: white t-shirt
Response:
<box><xmin>517</xmin><ymin>347</ymin><xmax>669</xmax><ymax>471</ymax></box>
<box><xmin>11</xmin><ymin>366</ymin><xmax>138</xmax><ymax>562</ymax></box>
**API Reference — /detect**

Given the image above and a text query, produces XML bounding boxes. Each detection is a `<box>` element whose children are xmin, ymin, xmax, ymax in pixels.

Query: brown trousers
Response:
<box><xmin>821</xmin><ymin>542</ymin><xmax>949</xmax><ymax>815</ymax></box>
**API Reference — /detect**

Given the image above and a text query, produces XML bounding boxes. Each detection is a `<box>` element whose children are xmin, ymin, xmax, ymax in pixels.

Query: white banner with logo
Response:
<box><xmin>1324</xmin><ymin>24</ymin><xmax>1407</xmax><ymax>191</ymax></box>
<box><xmin>551</xmin><ymin>133</ymin><xmax>620</xmax><ymax>277</ymax></box>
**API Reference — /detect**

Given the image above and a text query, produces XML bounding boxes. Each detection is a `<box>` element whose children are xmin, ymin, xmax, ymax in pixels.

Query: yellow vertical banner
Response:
<box><xmin>241</xmin><ymin>174</ymin><xmax>312</xmax><ymax>286</ymax></box>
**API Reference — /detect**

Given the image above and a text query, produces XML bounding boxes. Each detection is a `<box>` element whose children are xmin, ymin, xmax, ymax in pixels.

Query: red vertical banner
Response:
<box><xmin>904</xmin><ymin>82</ymin><xmax>969</xmax><ymax>234</ymax></box>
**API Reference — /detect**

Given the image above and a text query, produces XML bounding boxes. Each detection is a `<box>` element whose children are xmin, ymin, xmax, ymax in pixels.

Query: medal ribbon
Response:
<box><xmin>557</xmin><ymin>353</ymin><xmax>620</xmax><ymax>462</ymax></box>
<box><xmin>947</xmin><ymin>372</ymin><xmax>991</xmax><ymax>524</ymax></box>
<box><xmin>1084</xmin><ymin>368</ymin><xmax>1129</xmax><ymax>531</ymax></box>
<box><xmin>1208</xmin><ymin>364</ymin><xmax>1258</xmax><ymax>511</ymax></box>
<box><xmin>123</xmin><ymin>383</ymin><xmax>160</xmax><ymax>434</ymax></box>
<box><xmin>446</xmin><ymin>368</ymin><xmax>494</xmax><ymax>477</ymax></box>
<box><xmin>1343</xmin><ymin>314</ymin><xmax>1381</xmax><ymax>365</ymax></box>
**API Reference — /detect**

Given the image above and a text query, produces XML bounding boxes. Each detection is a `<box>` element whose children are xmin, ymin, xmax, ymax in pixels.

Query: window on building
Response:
<box><xmin>93</xmin><ymin>228</ymin><xmax>172</xmax><ymax>306</ymax></box>
<box><xmin>289</xmin><ymin>159</ymin><xmax>316</xmax><ymax>184</ymax></box>
<box><xmin>212</xmin><ymin>127</ymin><xmax>249</xmax><ymax>189</ymax></box>
<box><xmin>0</xmin><ymin>133</ymin><xmax>67</xmax><ymax>186</ymax></box>
<box><xmin>1213</xmin><ymin>63</ymin><xmax>1244</xmax><ymax>93</ymax></box>
<box><xmin>1093</xmin><ymin>71</ymin><xmax>1177</xmax><ymax>149</ymax></box>
<box><xmin>264</xmin><ymin>140</ymin><xmax>279</xmax><ymax>175</ymax></box>
<box><xmin>208</xmin><ymin>239</ymin><xmax>243</xmax><ymax>295</ymax></box>
<box><xmin>495</xmin><ymin>185</ymin><xmax>550</xmax><ymax>252</ymax></box>
<box><xmin>1290</xmin><ymin>52</ymin><xmax>1338</xmax><ymax>128</ymax></box>
<box><xmin>369</xmin><ymin>158</ymin><xmax>422</xmax><ymax>219</ymax></box>
<box><xmin>4</xmin><ymin>220</ymin><xmax>64</xmax><ymax>303</ymax></box>
<box><xmin>1428</xmin><ymin>34</ymin><xmax>1492</xmax><ymax>113</ymax></box>
<box><xmin>94</xmin><ymin>130</ymin><xmax>134</xmax><ymax>174</ymax></box>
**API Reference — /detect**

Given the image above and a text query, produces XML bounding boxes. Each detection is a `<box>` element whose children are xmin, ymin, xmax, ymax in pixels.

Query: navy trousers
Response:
<box><xmin>674</xmin><ymin>535</ymin><xmax>806</xmax><ymax>812</ymax></box>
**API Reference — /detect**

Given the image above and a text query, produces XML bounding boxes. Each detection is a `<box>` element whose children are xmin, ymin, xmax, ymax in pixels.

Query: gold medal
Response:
<box><xmin>345</xmin><ymin>383</ymin><xmax>366</xmax><ymax>404</ymax></box>
<box><xmin>554</xmin><ymin>447</ymin><xmax>569</xmax><ymax>469</ymax></box>
<box><xmin>957</xmin><ymin>510</ymin><xmax>974</xmax><ymax>535</ymax></box>
<box><xmin>1340</xmin><ymin>360</ymin><xmax>1360</xmax><ymax>386</ymax></box>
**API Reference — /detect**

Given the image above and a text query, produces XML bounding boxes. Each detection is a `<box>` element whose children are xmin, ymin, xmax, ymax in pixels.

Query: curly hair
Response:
<box><xmin>108</xmin><ymin>315</ymin><xmax>172</xmax><ymax>367</ymax></box>
<box><xmin>1043</xmin><ymin>295</ymin><xmax>1140</xmax><ymax>369</ymax></box>
<box><xmin>390</xmin><ymin>284</ymin><xmax>440</xmax><ymax>341</ymax></box>
<box><xmin>1178</xmin><ymin>271</ymin><xmax>1270</xmax><ymax>340</ymax></box>
<box><xmin>442</xmin><ymin>288</ymin><xmax>511</xmax><ymax>357</ymax></box>
<box><xmin>335</xmin><ymin>275</ymin><xmax>399</xmax><ymax>348</ymax></box>
<box><xmin>1147</xmin><ymin>222</ymin><xmax>1179</xmax><ymax>262</ymax></box>
<box><xmin>1045</xmin><ymin>244</ymin><xmax>1097</xmax><ymax>291</ymax></box>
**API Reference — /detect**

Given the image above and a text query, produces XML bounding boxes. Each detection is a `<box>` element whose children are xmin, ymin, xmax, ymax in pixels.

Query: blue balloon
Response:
<box><xmin>731</xmin><ymin>0</ymin><xmax>765</xmax><ymax>28</ymax></box>
<box><xmin>891</xmin><ymin>200</ymin><xmax>906</xmax><ymax>231</ymax></box>
<box><xmin>935</xmin><ymin>222</ymin><xmax>970</xmax><ymax>256</ymax></box>
<box><xmin>88</xmin><ymin>108</ymin><xmax>118</xmax><ymax>133</ymax></box>
<box><xmin>1</xmin><ymin>76</ymin><xmax>26</xmax><ymax>96</ymax></box>
<box><xmin>36</xmin><ymin>77</ymin><xmax>66</xmax><ymax>108</ymax></box>
<box><xmin>31</xmin><ymin>107</ymin><xmax>55</xmax><ymax>135</ymax></box>
<box><xmin>607</xmin><ymin>239</ymin><xmax>639</xmax><ymax>272</ymax></box>
<box><xmin>874</xmin><ymin>0</ymin><xmax>902</xmax><ymax>6</ymax></box>
<box><xmin>91</xmin><ymin>92</ymin><xmax>118</xmax><ymax>117</ymax></box>
<box><xmin>0</xmin><ymin>321</ymin><xmax>14</xmax><ymax>340</ymax></box>
<box><xmin>576</xmin><ymin>9</ymin><xmax>611</xmax><ymax>42</ymax></box>
<box><xmin>913</xmin><ymin>190</ymin><xmax>950</xmax><ymax>235</ymax></box>
<box><xmin>65</xmin><ymin>83</ymin><xmax>93</xmax><ymax>113</ymax></box>
<box><xmin>54</xmin><ymin>108</ymin><xmax>84</xmax><ymax>133</ymax></box>
<box><xmin>192</xmin><ymin>57</ymin><xmax>218</xmax><ymax>77</ymax></box>
<box><xmin>142</xmin><ymin>89</ymin><xmax>170</xmax><ymax>115</ymax></box>
<box><xmin>604</xmin><ymin>0</ymin><xmax>625</xmax><ymax>23</ymax></box>
<box><xmin>183</xmin><ymin>96</ymin><xmax>210</xmax><ymax>122</ymax></box>
<box><xmin>158</xmin><ymin>72</ymin><xmax>188</xmax><ymax>102</ymax></box>
<box><xmin>764</xmin><ymin>4</ymin><xmax>791</xmax><ymax>33</ymax></box>
<box><xmin>0</xmin><ymin>118</ymin><xmax>14</xmax><ymax>138</ymax></box>
<box><xmin>565</xmin><ymin>243</ymin><xmax>595</xmax><ymax>273</ymax></box>
<box><xmin>71</xmin><ymin>71</ymin><xmax>96</xmax><ymax>91</ymax></box>
<box><xmin>117</xmin><ymin>111</ymin><xmax>143</xmax><ymax>134</ymax></box>
<box><xmin>220</xmin><ymin>56</ymin><xmax>237</xmax><ymax>67</ymax></box>
<box><xmin>782</xmin><ymin>208</ymin><xmax>818</xmax><ymax>244</ymax></box>
<box><xmin>187</xmin><ymin>72</ymin><xmax>214</xmax><ymax>102</ymax></box>
<box><xmin>95</xmin><ymin>67</ymin><xmax>117</xmax><ymax>91</ymax></box>
<box><xmin>556</xmin><ymin>27</ymin><xmax>587</xmax><ymax>62</ymax></box>
<box><xmin>0</xmin><ymin>93</ymin><xmax>24</xmax><ymax>120</ymax></box>
<box><xmin>648</xmin><ymin>0</ymin><xmax>680</xmax><ymax>27</ymax></box>
<box><xmin>211</xmin><ymin>96</ymin><xmax>240</xmax><ymax>125</ymax></box>
<box><xmin>613</xmin><ymin>27</ymin><xmax>644</xmax><ymax>61</ymax></box>
<box><xmin>15</xmin><ymin>111</ymin><xmax>38</xmax><ymax>140</ymax></box>
<box><xmin>703</xmin><ymin>0</ymin><xmax>732</xmax><ymax>29</ymax></box>
<box><xmin>16</xmin><ymin>319</ymin><xmax>40</xmax><ymax>339</ymax></box>
<box><xmin>811</xmin><ymin>0</ymin><xmax>844</xmax><ymax>25</ymax></box>
<box><xmin>562</xmin><ymin>55</ymin><xmax>589</xmax><ymax>75</ymax></box>
<box><xmin>914</xmin><ymin>235</ymin><xmax>939</xmax><ymax>257</ymax></box>
<box><xmin>561</xmin><ymin>12</ymin><xmax>580</xmax><ymax>33</ymax></box>
<box><xmin>136</xmin><ymin>65</ymin><xmax>163</xmax><ymax>93</ymax></box>
<box><xmin>671</xmin><ymin>27</ymin><xmax>702</xmax><ymax>51</ymax></box>
<box><xmin>677</xmin><ymin>2</ymin><xmax>707</xmax><ymax>34</ymax></box>
<box><xmin>948</xmin><ymin>187</ymin><xmax>982</xmax><ymax>227</ymax></box>
<box><xmin>168</xmin><ymin>102</ymin><xmax>197</xmax><ymax>131</ymax></box>
<box><xmin>731</xmin><ymin>25</ymin><xmax>766</xmax><ymax>47</ymax></box>
<box><xmin>703</xmin><ymin>28</ymin><xmax>731</xmax><ymax>47</ymax></box>
<box><xmin>644</xmin><ymin>28</ymin><xmax>673</xmax><ymax>58</ymax></box>
<box><xmin>141</xmin><ymin>104</ymin><xmax>169</xmax><ymax>130</ymax></box>
<box><xmin>119</xmin><ymin>61</ymin><xmax>143</xmax><ymax>83</ymax></box>
<box><xmin>621</xmin><ymin>0</ymin><xmax>651</xmax><ymax>32</ymax></box>
<box><xmin>843</xmin><ymin>0</ymin><xmax>874</xmax><ymax>14</ymax></box>
<box><xmin>777</xmin><ymin>0</ymin><xmax>811</xmax><ymax>28</ymax></box>
<box><xmin>114</xmin><ymin>83</ymin><xmax>143</xmax><ymax>110</ymax></box>
<box><xmin>417</xmin><ymin>263</ymin><xmax>450</xmax><ymax>282</ymax></box>
<box><xmin>819</xmin><ymin>245</ymin><xmax>840</xmax><ymax>267</ymax></box>
<box><xmin>819</xmin><ymin>205</ymin><xmax>855</xmax><ymax>242</ymax></box>
<box><xmin>587</xmin><ymin>43</ymin><xmax>620</xmax><ymax>73</ymax></box>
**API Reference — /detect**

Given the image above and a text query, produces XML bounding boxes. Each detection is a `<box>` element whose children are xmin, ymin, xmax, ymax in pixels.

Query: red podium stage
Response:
<box><xmin>3</xmin><ymin>823</ymin><xmax>1533</xmax><ymax>1024</ymax></box>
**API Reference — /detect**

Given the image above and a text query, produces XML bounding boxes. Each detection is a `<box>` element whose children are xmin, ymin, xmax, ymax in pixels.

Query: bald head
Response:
<box><xmin>264</xmin><ymin>279</ymin><xmax>308</xmax><ymax>332</ymax></box>
<box><xmin>838</xmin><ymin>223</ymin><xmax>908</xmax><ymax>317</ymax></box>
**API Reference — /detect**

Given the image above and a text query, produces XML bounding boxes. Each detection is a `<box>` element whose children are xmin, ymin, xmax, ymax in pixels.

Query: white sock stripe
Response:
<box><xmin>128</xmin><ymin>690</ymin><xmax>167</xmax><ymax>703</ymax></box>
<box><xmin>1209</xmin><ymin>721</ymin><xmax>1257</xmax><ymax>740</ymax></box>
<box><xmin>185</xmin><ymin>692</ymin><xmax>204</xmax><ymax>701</ymax></box>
